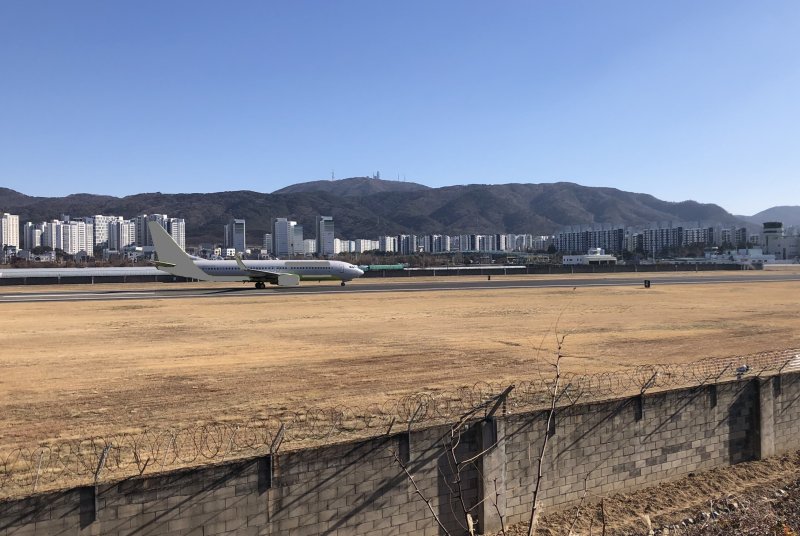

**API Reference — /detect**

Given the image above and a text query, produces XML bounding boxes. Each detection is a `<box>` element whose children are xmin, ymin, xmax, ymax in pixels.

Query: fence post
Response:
<box><xmin>476</xmin><ymin>416</ymin><xmax>506</xmax><ymax>534</ymax></box>
<box><xmin>757</xmin><ymin>376</ymin><xmax>776</xmax><ymax>459</ymax></box>
<box><xmin>79</xmin><ymin>486</ymin><xmax>96</xmax><ymax>528</ymax></box>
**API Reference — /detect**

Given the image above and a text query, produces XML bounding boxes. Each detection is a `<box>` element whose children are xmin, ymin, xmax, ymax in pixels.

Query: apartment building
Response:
<box><xmin>1</xmin><ymin>213</ymin><xmax>20</xmax><ymax>250</ymax></box>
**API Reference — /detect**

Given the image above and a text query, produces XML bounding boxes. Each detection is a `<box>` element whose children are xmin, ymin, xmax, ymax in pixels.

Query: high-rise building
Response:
<box><xmin>42</xmin><ymin>220</ymin><xmax>63</xmax><ymax>251</ymax></box>
<box><xmin>135</xmin><ymin>214</ymin><xmax>168</xmax><ymax>247</ymax></box>
<box><xmin>263</xmin><ymin>233</ymin><xmax>272</xmax><ymax>255</ymax></box>
<box><xmin>734</xmin><ymin>227</ymin><xmax>749</xmax><ymax>247</ymax></box>
<box><xmin>294</xmin><ymin>225</ymin><xmax>303</xmax><ymax>256</ymax></box>
<box><xmin>22</xmin><ymin>222</ymin><xmax>43</xmax><ymax>251</ymax></box>
<box><xmin>108</xmin><ymin>220</ymin><xmax>137</xmax><ymax>251</ymax></box>
<box><xmin>0</xmin><ymin>213</ymin><xmax>20</xmax><ymax>249</ymax></box>
<box><xmin>90</xmin><ymin>215</ymin><xmax>123</xmax><ymax>248</ymax></box>
<box><xmin>168</xmin><ymin>218</ymin><xmax>186</xmax><ymax>251</ymax></box>
<box><xmin>642</xmin><ymin>226</ymin><xmax>683</xmax><ymax>256</ymax></box>
<box><xmin>273</xmin><ymin>218</ymin><xmax>298</xmax><ymax>257</ymax></box>
<box><xmin>224</xmin><ymin>219</ymin><xmax>246</xmax><ymax>253</ymax></box>
<box><xmin>379</xmin><ymin>236</ymin><xmax>397</xmax><ymax>253</ymax></box>
<box><xmin>316</xmin><ymin>216</ymin><xmax>335</xmax><ymax>257</ymax></box>
<box><xmin>397</xmin><ymin>235</ymin><xmax>418</xmax><ymax>255</ymax></box>
<box><xmin>61</xmin><ymin>221</ymin><xmax>94</xmax><ymax>256</ymax></box>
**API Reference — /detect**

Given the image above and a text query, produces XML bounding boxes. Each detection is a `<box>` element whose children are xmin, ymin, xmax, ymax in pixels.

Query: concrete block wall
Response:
<box><xmin>498</xmin><ymin>380</ymin><xmax>759</xmax><ymax>528</ymax></box>
<box><xmin>1</xmin><ymin>372</ymin><xmax>798</xmax><ymax>536</ymax></box>
<box><xmin>1</xmin><ymin>426</ymin><xmax>480</xmax><ymax>536</ymax></box>
<box><xmin>266</xmin><ymin>428</ymin><xmax>479</xmax><ymax>536</ymax></box>
<box><xmin>773</xmin><ymin>373</ymin><xmax>800</xmax><ymax>455</ymax></box>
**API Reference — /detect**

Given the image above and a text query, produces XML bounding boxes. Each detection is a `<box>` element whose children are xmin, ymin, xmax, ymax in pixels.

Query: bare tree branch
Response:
<box><xmin>392</xmin><ymin>450</ymin><xmax>451</xmax><ymax>536</ymax></box>
<box><xmin>526</xmin><ymin>351</ymin><xmax>561</xmax><ymax>536</ymax></box>
<box><xmin>527</xmin><ymin>291</ymin><xmax>575</xmax><ymax>536</ymax></box>
<box><xmin>567</xmin><ymin>473</ymin><xmax>591</xmax><ymax>535</ymax></box>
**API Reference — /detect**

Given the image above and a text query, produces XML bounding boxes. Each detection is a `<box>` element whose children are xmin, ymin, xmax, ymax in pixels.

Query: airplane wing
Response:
<box><xmin>234</xmin><ymin>256</ymin><xmax>299</xmax><ymax>286</ymax></box>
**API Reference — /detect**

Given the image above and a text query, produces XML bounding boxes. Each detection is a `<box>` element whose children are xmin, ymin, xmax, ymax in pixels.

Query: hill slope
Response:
<box><xmin>0</xmin><ymin>180</ymin><xmax>745</xmax><ymax>245</ymax></box>
<box><xmin>737</xmin><ymin>206</ymin><xmax>800</xmax><ymax>227</ymax></box>
<box><xmin>273</xmin><ymin>176</ymin><xmax>430</xmax><ymax>196</ymax></box>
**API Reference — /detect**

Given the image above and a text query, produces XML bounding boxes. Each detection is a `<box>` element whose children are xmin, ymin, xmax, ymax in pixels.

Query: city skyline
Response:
<box><xmin>4</xmin><ymin>209</ymin><xmax>789</xmax><ymax>255</ymax></box>
<box><xmin>1</xmin><ymin>1</ymin><xmax>799</xmax><ymax>215</ymax></box>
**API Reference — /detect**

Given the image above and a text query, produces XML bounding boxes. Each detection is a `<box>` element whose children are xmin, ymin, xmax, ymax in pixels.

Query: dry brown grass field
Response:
<box><xmin>1</xmin><ymin>272</ymin><xmax>799</xmax><ymax>449</ymax></box>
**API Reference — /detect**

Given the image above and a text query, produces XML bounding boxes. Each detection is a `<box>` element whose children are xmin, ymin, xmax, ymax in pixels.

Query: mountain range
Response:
<box><xmin>735</xmin><ymin>206</ymin><xmax>800</xmax><ymax>227</ymax></box>
<box><xmin>0</xmin><ymin>178</ymin><xmax>793</xmax><ymax>245</ymax></box>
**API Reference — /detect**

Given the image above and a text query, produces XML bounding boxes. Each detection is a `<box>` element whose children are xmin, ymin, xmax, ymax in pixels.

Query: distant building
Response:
<box><xmin>90</xmin><ymin>215</ymin><xmax>123</xmax><ymax>248</ymax></box>
<box><xmin>562</xmin><ymin>248</ymin><xmax>618</xmax><ymax>265</ymax></box>
<box><xmin>1</xmin><ymin>213</ymin><xmax>20</xmax><ymax>250</ymax></box>
<box><xmin>294</xmin><ymin>225</ymin><xmax>304</xmax><ymax>256</ymax></box>
<box><xmin>22</xmin><ymin>222</ymin><xmax>42</xmax><ymax>251</ymax></box>
<box><xmin>379</xmin><ymin>236</ymin><xmax>397</xmax><ymax>253</ymax></box>
<box><xmin>316</xmin><ymin>216</ymin><xmax>335</xmax><ymax>257</ymax></box>
<box><xmin>718</xmin><ymin>248</ymin><xmax>776</xmax><ymax>265</ymax></box>
<box><xmin>224</xmin><ymin>219</ymin><xmax>246</xmax><ymax>253</ymax></box>
<box><xmin>683</xmin><ymin>227</ymin><xmax>715</xmax><ymax>247</ymax></box>
<box><xmin>263</xmin><ymin>233</ymin><xmax>273</xmax><ymax>255</ymax></box>
<box><xmin>168</xmin><ymin>218</ymin><xmax>186</xmax><ymax>251</ymax></box>
<box><xmin>397</xmin><ymin>235</ymin><xmax>418</xmax><ymax>255</ymax></box>
<box><xmin>61</xmin><ymin>220</ymin><xmax>94</xmax><ymax>257</ymax></box>
<box><xmin>554</xmin><ymin>226</ymin><xmax>625</xmax><ymax>255</ymax></box>
<box><xmin>335</xmin><ymin>238</ymin><xmax>355</xmax><ymax>254</ymax></box>
<box><xmin>42</xmin><ymin>220</ymin><xmax>63</xmax><ymax>251</ymax></box>
<box><xmin>108</xmin><ymin>220</ymin><xmax>136</xmax><ymax>251</ymax></box>
<box><xmin>273</xmin><ymin>218</ymin><xmax>298</xmax><ymax>257</ymax></box>
<box><xmin>354</xmin><ymin>239</ymin><xmax>379</xmax><ymax>253</ymax></box>
<box><xmin>761</xmin><ymin>222</ymin><xmax>800</xmax><ymax>260</ymax></box>
<box><xmin>135</xmin><ymin>214</ymin><xmax>168</xmax><ymax>247</ymax></box>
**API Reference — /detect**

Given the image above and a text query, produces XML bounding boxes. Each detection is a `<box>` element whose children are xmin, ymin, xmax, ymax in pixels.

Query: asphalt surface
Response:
<box><xmin>1</xmin><ymin>273</ymin><xmax>799</xmax><ymax>303</ymax></box>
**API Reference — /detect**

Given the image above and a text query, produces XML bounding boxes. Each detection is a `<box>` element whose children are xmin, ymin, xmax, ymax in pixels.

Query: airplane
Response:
<box><xmin>147</xmin><ymin>221</ymin><xmax>364</xmax><ymax>288</ymax></box>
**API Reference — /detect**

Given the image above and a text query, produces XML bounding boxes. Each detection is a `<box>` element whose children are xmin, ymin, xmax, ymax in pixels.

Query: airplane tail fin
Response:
<box><xmin>147</xmin><ymin>221</ymin><xmax>210</xmax><ymax>280</ymax></box>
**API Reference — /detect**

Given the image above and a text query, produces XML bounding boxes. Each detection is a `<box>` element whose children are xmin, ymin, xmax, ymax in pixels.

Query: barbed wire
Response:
<box><xmin>1</xmin><ymin>348</ymin><xmax>798</xmax><ymax>498</ymax></box>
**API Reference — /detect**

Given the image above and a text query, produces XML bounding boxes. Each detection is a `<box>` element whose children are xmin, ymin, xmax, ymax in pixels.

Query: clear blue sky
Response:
<box><xmin>1</xmin><ymin>1</ymin><xmax>798</xmax><ymax>215</ymax></box>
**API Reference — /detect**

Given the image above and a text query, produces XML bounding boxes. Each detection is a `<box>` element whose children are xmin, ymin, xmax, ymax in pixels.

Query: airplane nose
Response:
<box><xmin>356</xmin><ymin>267</ymin><xmax>364</xmax><ymax>276</ymax></box>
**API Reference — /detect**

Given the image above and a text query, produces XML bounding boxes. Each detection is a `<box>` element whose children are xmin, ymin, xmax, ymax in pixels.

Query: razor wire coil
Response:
<box><xmin>2</xmin><ymin>347</ymin><xmax>797</xmax><ymax>497</ymax></box>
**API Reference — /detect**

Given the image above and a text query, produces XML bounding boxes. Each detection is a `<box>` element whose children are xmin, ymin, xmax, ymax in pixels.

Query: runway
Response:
<box><xmin>1</xmin><ymin>273</ymin><xmax>799</xmax><ymax>303</ymax></box>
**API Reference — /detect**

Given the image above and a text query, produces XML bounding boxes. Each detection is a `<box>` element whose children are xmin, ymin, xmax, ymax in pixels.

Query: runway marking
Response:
<box><xmin>0</xmin><ymin>291</ymin><xmax>159</xmax><ymax>298</ymax></box>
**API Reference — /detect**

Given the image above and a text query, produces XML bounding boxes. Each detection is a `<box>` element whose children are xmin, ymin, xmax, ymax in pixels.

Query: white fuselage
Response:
<box><xmin>163</xmin><ymin>258</ymin><xmax>364</xmax><ymax>282</ymax></box>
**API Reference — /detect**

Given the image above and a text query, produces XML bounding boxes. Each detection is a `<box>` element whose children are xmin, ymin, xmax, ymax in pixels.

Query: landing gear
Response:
<box><xmin>255</xmin><ymin>282</ymin><xmax>266</xmax><ymax>289</ymax></box>
<box><xmin>341</xmin><ymin>281</ymin><xmax>346</xmax><ymax>287</ymax></box>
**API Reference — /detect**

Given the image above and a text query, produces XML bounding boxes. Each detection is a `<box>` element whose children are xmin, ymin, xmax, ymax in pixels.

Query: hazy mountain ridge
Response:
<box><xmin>273</xmin><ymin>177</ymin><xmax>430</xmax><ymax>196</ymax></box>
<box><xmin>736</xmin><ymin>206</ymin><xmax>800</xmax><ymax>227</ymax></box>
<box><xmin>0</xmin><ymin>180</ymin><xmax>751</xmax><ymax>245</ymax></box>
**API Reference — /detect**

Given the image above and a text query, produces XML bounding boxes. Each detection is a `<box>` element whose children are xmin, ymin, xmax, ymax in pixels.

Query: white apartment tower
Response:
<box><xmin>90</xmin><ymin>215</ymin><xmax>123</xmax><ymax>248</ymax></box>
<box><xmin>61</xmin><ymin>220</ymin><xmax>94</xmax><ymax>256</ymax></box>
<box><xmin>42</xmin><ymin>220</ymin><xmax>63</xmax><ymax>250</ymax></box>
<box><xmin>316</xmin><ymin>216</ymin><xmax>335</xmax><ymax>257</ymax></box>
<box><xmin>135</xmin><ymin>214</ymin><xmax>169</xmax><ymax>247</ymax></box>
<box><xmin>168</xmin><ymin>218</ymin><xmax>186</xmax><ymax>251</ymax></box>
<box><xmin>1</xmin><ymin>213</ymin><xmax>20</xmax><ymax>249</ymax></box>
<box><xmin>108</xmin><ymin>220</ymin><xmax>137</xmax><ymax>251</ymax></box>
